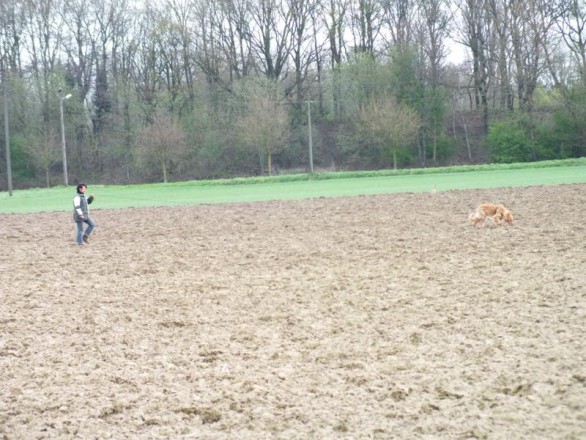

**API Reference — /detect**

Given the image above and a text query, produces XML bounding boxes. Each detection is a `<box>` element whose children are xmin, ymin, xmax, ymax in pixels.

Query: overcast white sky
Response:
<box><xmin>446</xmin><ymin>38</ymin><xmax>468</xmax><ymax>65</ymax></box>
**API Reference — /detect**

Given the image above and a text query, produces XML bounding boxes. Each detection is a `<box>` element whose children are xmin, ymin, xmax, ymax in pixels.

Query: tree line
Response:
<box><xmin>1</xmin><ymin>0</ymin><xmax>585</xmax><ymax>189</ymax></box>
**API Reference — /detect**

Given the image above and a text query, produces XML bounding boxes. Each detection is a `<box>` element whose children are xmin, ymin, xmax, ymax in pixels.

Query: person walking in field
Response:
<box><xmin>73</xmin><ymin>183</ymin><xmax>95</xmax><ymax>245</ymax></box>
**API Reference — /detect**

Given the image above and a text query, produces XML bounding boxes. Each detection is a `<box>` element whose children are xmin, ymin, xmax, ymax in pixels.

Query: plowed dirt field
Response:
<box><xmin>1</xmin><ymin>184</ymin><xmax>585</xmax><ymax>439</ymax></box>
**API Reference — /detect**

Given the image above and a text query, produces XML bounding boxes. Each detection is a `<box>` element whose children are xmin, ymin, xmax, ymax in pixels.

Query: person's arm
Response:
<box><xmin>73</xmin><ymin>195</ymin><xmax>84</xmax><ymax>219</ymax></box>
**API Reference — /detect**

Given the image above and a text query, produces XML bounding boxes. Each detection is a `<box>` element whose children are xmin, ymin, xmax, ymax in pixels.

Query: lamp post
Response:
<box><xmin>306</xmin><ymin>100</ymin><xmax>314</xmax><ymax>173</ymax></box>
<box><xmin>59</xmin><ymin>92</ymin><xmax>72</xmax><ymax>186</ymax></box>
<box><xmin>3</xmin><ymin>59</ymin><xmax>12</xmax><ymax>196</ymax></box>
<box><xmin>0</xmin><ymin>57</ymin><xmax>12</xmax><ymax>197</ymax></box>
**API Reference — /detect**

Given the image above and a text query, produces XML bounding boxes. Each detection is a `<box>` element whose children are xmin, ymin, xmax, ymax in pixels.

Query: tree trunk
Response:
<box><xmin>267</xmin><ymin>153</ymin><xmax>272</xmax><ymax>176</ymax></box>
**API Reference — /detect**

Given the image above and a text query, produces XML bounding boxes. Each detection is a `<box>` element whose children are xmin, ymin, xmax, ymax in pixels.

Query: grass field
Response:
<box><xmin>1</xmin><ymin>160</ymin><xmax>585</xmax><ymax>214</ymax></box>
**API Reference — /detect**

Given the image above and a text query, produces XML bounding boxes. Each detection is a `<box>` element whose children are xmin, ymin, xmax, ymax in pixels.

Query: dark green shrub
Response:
<box><xmin>488</xmin><ymin>119</ymin><xmax>533</xmax><ymax>163</ymax></box>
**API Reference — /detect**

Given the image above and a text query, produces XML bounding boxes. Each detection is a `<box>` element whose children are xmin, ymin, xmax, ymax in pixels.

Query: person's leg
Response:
<box><xmin>84</xmin><ymin>217</ymin><xmax>95</xmax><ymax>237</ymax></box>
<box><xmin>76</xmin><ymin>221</ymin><xmax>85</xmax><ymax>245</ymax></box>
<box><xmin>82</xmin><ymin>217</ymin><xmax>95</xmax><ymax>243</ymax></box>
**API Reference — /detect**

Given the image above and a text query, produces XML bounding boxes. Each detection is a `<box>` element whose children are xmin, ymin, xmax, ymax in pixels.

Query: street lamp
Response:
<box><xmin>307</xmin><ymin>100</ymin><xmax>314</xmax><ymax>173</ymax></box>
<box><xmin>2</xmin><ymin>60</ymin><xmax>12</xmax><ymax>196</ymax></box>
<box><xmin>59</xmin><ymin>92</ymin><xmax>72</xmax><ymax>186</ymax></box>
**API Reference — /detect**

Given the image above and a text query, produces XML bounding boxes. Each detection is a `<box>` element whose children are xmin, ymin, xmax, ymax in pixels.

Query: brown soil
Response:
<box><xmin>1</xmin><ymin>184</ymin><xmax>585</xmax><ymax>439</ymax></box>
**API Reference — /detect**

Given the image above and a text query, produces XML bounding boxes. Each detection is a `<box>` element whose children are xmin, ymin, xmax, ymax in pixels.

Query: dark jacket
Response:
<box><xmin>73</xmin><ymin>193</ymin><xmax>94</xmax><ymax>222</ymax></box>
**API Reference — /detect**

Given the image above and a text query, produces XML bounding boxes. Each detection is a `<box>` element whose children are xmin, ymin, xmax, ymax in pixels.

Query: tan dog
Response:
<box><xmin>469</xmin><ymin>203</ymin><xmax>514</xmax><ymax>227</ymax></box>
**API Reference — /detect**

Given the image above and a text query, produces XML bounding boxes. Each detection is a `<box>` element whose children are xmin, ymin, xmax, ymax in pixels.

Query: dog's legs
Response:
<box><xmin>495</xmin><ymin>207</ymin><xmax>504</xmax><ymax>226</ymax></box>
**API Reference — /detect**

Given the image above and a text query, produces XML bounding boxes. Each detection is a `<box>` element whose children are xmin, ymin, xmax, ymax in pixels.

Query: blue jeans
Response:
<box><xmin>76</xmin><ymin>218</ymin><xmax>95</xmax><ymax>244</ymax></box>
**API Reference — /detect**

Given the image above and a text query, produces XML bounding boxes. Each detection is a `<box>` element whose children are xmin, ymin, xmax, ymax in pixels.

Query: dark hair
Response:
<box><xmin>76</xmin><ymin>183</ymin><xmax>87</xmax><ymax>193</ymax></box>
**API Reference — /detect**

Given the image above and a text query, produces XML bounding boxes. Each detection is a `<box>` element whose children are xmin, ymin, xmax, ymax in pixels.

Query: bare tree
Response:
<box><xmin>544</xmin><ymin>0</ymin><xmax>586</xmax><ymax>156</ymax></box>
<box><xmin>509</xmin><ymin>0</ymin><xmax>555</xmax><ymax>112</ymax></box>
<box><xmin>322</xmin><ymin>0</ymin><xmax>350</xmax><ymax>69</ymax></box>
<box><xmin>0</xmin><ymin>0</ymin><xmax>26</xmax><ymax>74</ymax></box>
<box><xmin>288</xmin><ymin>0</ymin><xmax>323</xmax><ymax>107</ymax></box>
<box><xmin>456</xmin><ymin>0</ymin><xmax>491</xmax><ymax>133</ymax></box>
<box><xmin>136</xmin><ymin>111</ymin><xmax>187</xmax><ymax>183</ymax></box>
<box><xmin>235</xmin><ymin>78</ymin><xmax>290</xmax><ymax>175</ymax></box>
<box><xmin>212</xmin><ymin>0</ymin><xmax>254</xmax><ymax>83</ymax></box>
<box><xmin>349</xmin><ymin>0</ymin><xmax>382</xmax><ymax>55</ymax></box>
<box><xmin>548</xmin><ymin>0</ymin><xmax>586</xmax><ymax>87</ymax></box>
<box><xmin>24</xmin><ymin>0</ymin><xmax>66</xmax><ymax>124</ymax></box>
<box><xmin>416</xmin><ymin>0</ymin><xmax>451</xmax><ymax>164</ymax></box>
<box><xmin>164</xmin><ymin>0</ymin><xmax>197</xmax><ymax>104</ymax></box>
<box><xmin>26</xmin><ymin>127</ymin><xmax>60</xmax><ymax>188</ymax></box>
<box><xmin>61</xmin><ymin>0</ymin><xmax>96</xmax><ymax>103</ymax></box>
<box><xmin>487</xmin><ymin>0</ymin><xmax>514</xmax><ymax>110</ymax></box>
<box><xmin>379</xmin><ymin>0</ymin><xmax>417</xmax><ymax>50</ymax></box>
<box><xmin>321</xmin><ymin>0</ymin><xmax>350</xmax><ymax>117</ymax></box>
<box><xmin>133</xmin><ymin>5</ymin><xmax>164</xmax><ymax>114</ymax></box>
<box><xmin>359</xmin><ymin>95</ymin><xmax>420</xmax><ymax>169</ymax></box>
<box><xmin>248</xmin><ymin>0</ymin><xmax>293</xmax><ymax>80</ymax></box>
<box><xmin>417</xmin><ymin>0</ymin><xmax>450</xmax><ymax>73</ymax></box>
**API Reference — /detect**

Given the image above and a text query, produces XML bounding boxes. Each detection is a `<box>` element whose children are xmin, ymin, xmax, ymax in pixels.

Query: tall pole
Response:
<box><xmin>2</xmin><ymin>59</ymin><xmax>12</xmax><ymax>196</ymax></box>
<box><xmin>59</xmin><ymin>93</ymin><xmax>71</xmax><ymax>186</ymax></box>
<box><xmin>307</xmin><ymin>100</ymin><xmax>314</xmax><ymax>173</ymax></box>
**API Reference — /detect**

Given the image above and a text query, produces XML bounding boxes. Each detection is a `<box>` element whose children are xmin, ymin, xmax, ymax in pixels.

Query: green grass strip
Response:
<box><xmin>1</xmin><ymin>159</ymin><xmax>585</xmax><ymax>214</ymax></box>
